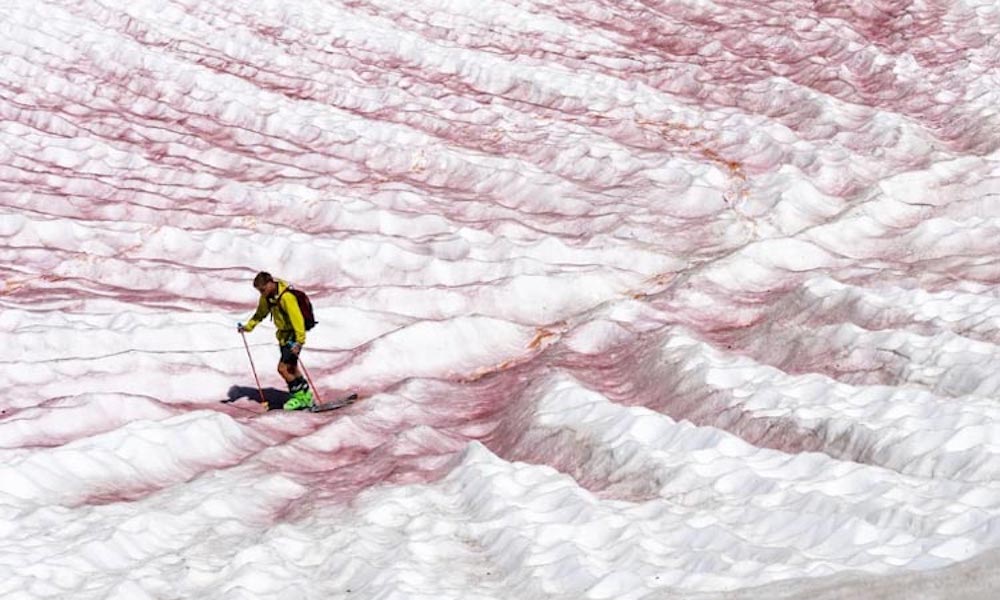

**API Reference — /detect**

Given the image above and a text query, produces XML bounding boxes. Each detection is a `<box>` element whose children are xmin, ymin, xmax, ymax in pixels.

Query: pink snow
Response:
<box><xmin>2</xmin><ymin>0</ymin><xmax>1000</xmax><ymax>598</ymax></box>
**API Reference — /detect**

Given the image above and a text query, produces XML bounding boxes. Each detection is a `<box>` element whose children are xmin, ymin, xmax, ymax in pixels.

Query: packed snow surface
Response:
<box><xmin>3</xmin><ymin>0</ymin><xmax>1000</xmax><ymax>598</ymax></box>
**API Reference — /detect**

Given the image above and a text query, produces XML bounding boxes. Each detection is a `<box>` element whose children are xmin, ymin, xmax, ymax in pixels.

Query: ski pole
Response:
<box><xmin>298</xmin><ymin>356</ymin><xmax>322</xmax><ymax>404</ymax></box>
<box><xmin>240</xmin><ymin>329</ymin><xmax>267</xmax><ymax>405</ymax></box>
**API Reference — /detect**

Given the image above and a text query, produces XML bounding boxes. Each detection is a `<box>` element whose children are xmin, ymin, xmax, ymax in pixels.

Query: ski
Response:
<box><xmin>309</xmin><ymin>392</ymin><xmax>359</xmax><ymax>413</ymax></box>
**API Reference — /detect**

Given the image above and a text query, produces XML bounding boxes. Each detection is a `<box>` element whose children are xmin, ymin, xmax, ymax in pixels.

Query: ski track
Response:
<box><xmin>2</xmin><ymin>0</ymin><xmax>1000</xmax><ymax>598</ymax></box>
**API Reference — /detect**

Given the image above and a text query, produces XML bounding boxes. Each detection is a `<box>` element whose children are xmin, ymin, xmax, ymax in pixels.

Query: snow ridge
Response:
<box><xmin>2</xmin><ymin>0</ymin><xmax>1000</xmax><ymax>598</ymax></box>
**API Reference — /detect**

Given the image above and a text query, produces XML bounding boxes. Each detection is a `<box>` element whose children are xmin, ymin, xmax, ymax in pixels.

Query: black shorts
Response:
<box><xmin>279</xmin><ymin>344</ymin><xmax>299</xmax><ymax>368</ymax></box>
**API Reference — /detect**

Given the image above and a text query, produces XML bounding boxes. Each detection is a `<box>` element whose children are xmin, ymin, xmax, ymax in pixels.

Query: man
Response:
<box><xmin>238</xmin><ymin>271</ymin><xmax>313</xmax><ymax>410</ymax></box>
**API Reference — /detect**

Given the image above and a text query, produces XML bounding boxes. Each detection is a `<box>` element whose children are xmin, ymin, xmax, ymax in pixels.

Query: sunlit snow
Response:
<box><xmin>2</xmin><ymin>0</ymin><xmax>1000</xmax><ymax>598</ymax></box>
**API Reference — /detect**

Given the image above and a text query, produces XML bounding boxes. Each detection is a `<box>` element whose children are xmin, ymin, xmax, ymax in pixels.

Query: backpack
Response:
<box><xmin>277</xmin><ymin>286</ymin><xmax>317</xmax><ymax>330</ymax></box>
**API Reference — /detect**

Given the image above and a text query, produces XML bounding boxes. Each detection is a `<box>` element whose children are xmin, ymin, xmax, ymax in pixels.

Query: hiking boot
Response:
<box><xmin>283</xmin><ymin>389</ymin><xmax>314</xmax><ymax>411</ymax></box>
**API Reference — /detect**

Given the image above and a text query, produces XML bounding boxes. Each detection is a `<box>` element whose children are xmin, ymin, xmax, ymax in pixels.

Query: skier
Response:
<box><xmin>238</xmin><ymin>271</ymin><xmax>314</xmax><ymax>410</ymax></box>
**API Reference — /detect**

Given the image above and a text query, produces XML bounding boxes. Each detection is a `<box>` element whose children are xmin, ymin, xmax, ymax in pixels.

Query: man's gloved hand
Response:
<box><xmin>288</xmin><ymin>341</ymin><xmax>302</xmax><ymax>355</ymax></box>
<box><xmin>237</xmin><ymin>322</ymin><xmax>246</xmax><ymax>333</ymax></box>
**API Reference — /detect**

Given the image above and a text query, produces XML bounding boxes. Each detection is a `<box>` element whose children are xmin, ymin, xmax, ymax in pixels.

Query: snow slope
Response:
<box><xmin>2</xmin><ymin>0</ymin><xmax>1000</xmax><ymax>598</ymax></box>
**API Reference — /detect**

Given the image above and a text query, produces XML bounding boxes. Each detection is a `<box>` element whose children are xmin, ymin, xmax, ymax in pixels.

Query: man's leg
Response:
<box><xmin>279</xmin><ymin>345</ymin><xmax>312</xmax><ymax>410</ymax></box>
<box><xmin>277</xmin><ymin>361</ymin><xmax>296</xmax><ymax>383</ymax></box>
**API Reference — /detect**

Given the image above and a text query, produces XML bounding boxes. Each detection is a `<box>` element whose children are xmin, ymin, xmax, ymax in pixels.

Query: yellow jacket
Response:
<box><xmin>243</xmin><ymin>279</ymin><xmax>307</xmax><ymax>345</ymax></box>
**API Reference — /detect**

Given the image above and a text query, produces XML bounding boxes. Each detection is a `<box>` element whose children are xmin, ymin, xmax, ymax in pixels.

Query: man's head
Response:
<box><xmin>253</xmin><ymin>271</ymin><xmax>277</xmax><ymax>296</ymax></box>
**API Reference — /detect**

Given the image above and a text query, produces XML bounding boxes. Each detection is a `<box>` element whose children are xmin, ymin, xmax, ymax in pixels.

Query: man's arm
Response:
<box><xmin>280</xmin><ymin>291</ymin><xmax>307</xmax><ymax>346</ymax></box>
<box><xmin>241</xmin><ymin>296</ymin><xmax>270</xmax><ymax>332</ymax></box>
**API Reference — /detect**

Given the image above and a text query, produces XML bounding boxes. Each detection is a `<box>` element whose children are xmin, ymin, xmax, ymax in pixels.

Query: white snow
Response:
<box><xmin>2</xmin><ymin>0</ymin><xmax>1000</xmax><ymax>598</ymax></box>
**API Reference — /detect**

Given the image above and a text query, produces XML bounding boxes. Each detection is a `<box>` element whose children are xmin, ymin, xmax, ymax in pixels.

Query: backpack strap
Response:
<box><xmin>275</xmin><ymin>285</ymin><xmax>294</xmax><ymax>320</ymax></box>
<box><xmin>267</xmin><ymin>284</ymin><xmax>291</xmax><ymax>322</ymax></box>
